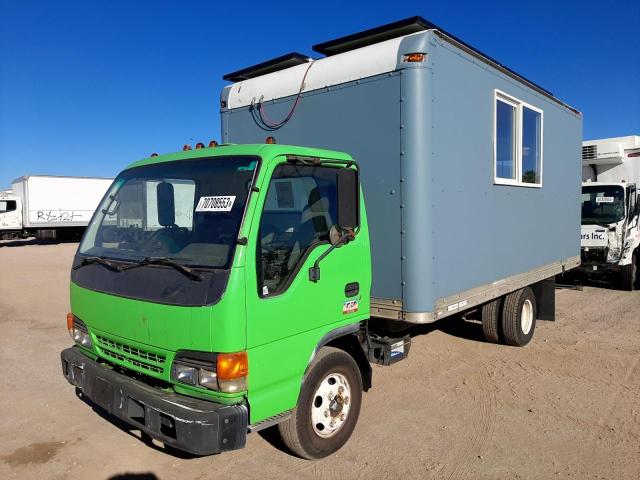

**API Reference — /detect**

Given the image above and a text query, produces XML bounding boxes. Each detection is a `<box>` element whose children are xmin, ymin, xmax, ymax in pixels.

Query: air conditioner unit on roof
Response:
<box><xmin>582</xmin><ymin>142</ymin><xmax>624</xmax><ymax>166</ymax></box>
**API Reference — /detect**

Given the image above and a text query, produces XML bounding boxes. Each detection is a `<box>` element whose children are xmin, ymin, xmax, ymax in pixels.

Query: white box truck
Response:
<box><xmin>0</xmin><ymin>175</ymin><xmax>113</xmax><ymax>241</ymax></box>
<box><xmin>579</xmin><ymin>135</ymin><xmax>640</xmax><ymax>289</ymax></box>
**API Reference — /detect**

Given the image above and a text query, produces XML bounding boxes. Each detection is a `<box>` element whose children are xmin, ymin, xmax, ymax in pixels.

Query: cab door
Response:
<box><xmin>0</xmin><ymin>198</ymin><xmax>22</xmax><ymax>230</ymax></box>
<box><xmin>243</xmin><ymin>161</ymin><xmax>370</xmax><ymax>423</ymax></box>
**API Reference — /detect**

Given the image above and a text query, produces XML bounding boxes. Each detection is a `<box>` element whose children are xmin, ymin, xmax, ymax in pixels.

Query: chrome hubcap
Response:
<box><xmin>311</xmin><ymin>372</ymin><xmax>352</xmax><ymax>438</ymax></box>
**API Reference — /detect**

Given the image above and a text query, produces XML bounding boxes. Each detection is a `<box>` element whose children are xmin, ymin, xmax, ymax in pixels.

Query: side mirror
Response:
<box><xmin>337</xmin><ymin>168</ymin><xmax>359</xmax><ymax>231</ymax></box>
<box><xmin>157</xmin><ymin>182</ymin><xmax>175</xmax><ymax>226</ymax></box>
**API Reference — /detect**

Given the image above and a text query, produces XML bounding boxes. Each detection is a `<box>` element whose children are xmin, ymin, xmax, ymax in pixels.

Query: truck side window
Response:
<box><xmin>258</xmin><ymin>164</ymin><xmax>338</xmax><ymax>296</ymax></box>
<box><xmin>0</xmin><ymin>200</ymin><xmax>17</xmax><ymax>213</ymax></box>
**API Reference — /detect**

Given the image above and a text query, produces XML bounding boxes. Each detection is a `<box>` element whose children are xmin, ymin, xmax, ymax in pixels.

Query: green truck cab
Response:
<box><xmin>61</xmin><ymin>143</ymin><xmax>398</xmax><ymax>459</ymax></box>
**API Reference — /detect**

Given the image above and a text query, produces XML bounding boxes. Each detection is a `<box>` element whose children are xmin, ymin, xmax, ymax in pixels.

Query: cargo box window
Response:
<box><xmin>494</xmin><ymin>90</ymin><xmax>543</xmax><ymax>187</ymax></box>
<box><xmin>0</xmin><ymin>200</ymin><xmax>17</xmax><ymax>213</ymax></box>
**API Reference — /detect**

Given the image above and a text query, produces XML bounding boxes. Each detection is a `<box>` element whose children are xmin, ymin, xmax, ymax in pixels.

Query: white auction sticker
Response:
<box><xmin>595</xmin><ymin>196</ymin><xmax>614</xmax><ymax>203</ymax></box>
<box><xmin>196</xmin><ymin>196</ymin><xmax>236</xmax><ymax>212</ymax></box>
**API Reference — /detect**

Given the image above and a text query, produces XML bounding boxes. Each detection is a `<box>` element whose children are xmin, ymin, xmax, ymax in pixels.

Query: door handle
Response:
<box><xmin>345</xmin><ymin>282</ymin><xmax>359</xmax><ymax>297</ymax></box>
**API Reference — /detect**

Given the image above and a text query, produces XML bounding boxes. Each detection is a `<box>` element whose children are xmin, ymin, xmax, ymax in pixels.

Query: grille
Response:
<box><xmin>96</xmin><ymin>335</ymin><xmax>166</xmax><ymax>374</ymax></box>
<box><xmin>582</xmin><ymin>145</ymin><xmax>597</xmax><ymax>161</ymax></box>
<box><xmin>581</xmin><ymin>248</ymin><xmax>607</xmax><ymax>263</ymax></box>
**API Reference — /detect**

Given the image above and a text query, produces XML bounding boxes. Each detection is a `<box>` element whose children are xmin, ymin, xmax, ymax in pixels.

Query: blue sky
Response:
<box><xmin>1</xmin><ymin>0</ymin><xmax>638</xmax><ymax>189</ymax></box>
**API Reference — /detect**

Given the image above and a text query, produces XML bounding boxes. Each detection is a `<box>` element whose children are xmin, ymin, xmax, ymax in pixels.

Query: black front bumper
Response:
<box><xmin>61</xmin><ymin>347</ymin><xmax>248</xmax><ymax>455</ymax></box>
<box><xmin>574</xmin><ymin>262</ymin><xmax>620</xmax><ymax>276</ymax></box>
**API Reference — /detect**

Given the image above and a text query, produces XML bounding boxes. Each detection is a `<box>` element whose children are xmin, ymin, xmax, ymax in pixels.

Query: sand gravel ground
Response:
<box><xmin>0</xmin><ymin>240</ymin><xmax>638</xmax><ymax>480</ymax></box>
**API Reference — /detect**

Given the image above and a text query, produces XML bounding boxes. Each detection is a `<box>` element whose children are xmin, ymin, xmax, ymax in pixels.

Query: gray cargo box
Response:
<box><xmin>220</xmin><ymin>17</ymin><xmax>582</xmax><ymax>323</ymax></box>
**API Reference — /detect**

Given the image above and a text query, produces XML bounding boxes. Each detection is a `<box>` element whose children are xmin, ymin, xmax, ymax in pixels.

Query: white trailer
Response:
<box><xmin>579</xmin><ymin>135</ymin><xmax>640</xmax><ymax>289</ymax></box>
<box><xmin>0</xmin><ymin>175</ymin><xmax>113</xmax><ymax>241</ymax></box>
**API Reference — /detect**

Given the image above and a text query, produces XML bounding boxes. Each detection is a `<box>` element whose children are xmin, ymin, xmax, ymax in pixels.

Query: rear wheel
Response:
<box><xmin>481</xmin><ymin>297</ymin><xmax>502</xmax><ymax>343</ymax></box>
<box><xmin>501</xmin><ymin>287</ymin><xmax>537</xmax><ymax>347</ymax></box>
<box><xmin>278</xmin><ymin>347</ymin><xmax>363</xmax><ymax>459</ymax></box>
<box><xmin>619</xmin><ymin>253</ymin><xmax>637</xmax><ymax>291</ymax></box>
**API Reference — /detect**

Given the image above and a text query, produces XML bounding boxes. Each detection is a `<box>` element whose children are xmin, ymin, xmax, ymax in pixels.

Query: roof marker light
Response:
<box><xmin>209</xmin><ymin>140</ymin><xmax>219</xmax><ymax>148</ymax></box>
<box><xmin>265</xmin><ymin>136</ymin><xmax>276</xmax><ymax>144</ymax></box>
<box><xmin>150</xmin><ymin>153</ymin><xmax>158</xmax><ymax>157</ymax></box>
<box><xmin>195</xmin><ymin>142</ymin><xmax>205</xmax><ymax>149</ymax></box>
<box><xmin>403</xmin><ymin>52</ymin><xmax>426</xmax><ymax>62</ymax></box>
<box><xmin>183</xmin><ymin>144</ymin><xmax>192</xmax><ymax>151</ymax></box>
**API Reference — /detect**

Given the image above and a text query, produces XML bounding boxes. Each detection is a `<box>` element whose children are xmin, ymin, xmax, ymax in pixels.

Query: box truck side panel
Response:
<box><xmin>593</xmin><ymin>158</ymin><xmax>640</xmax><ymax>185</ymax></box>
<box><xmin>18</xmin><ymin>176</ymin><xmax>113</xmax><ymax>228</ymax></box>
<box><xmin>414</xmin><ymin>34</ymin><xmax>581</xmax><ymax>311</ymax></box>
<box><xmin>222</xmin><ymin>74</ymin><xmax>403</xmax><ymax>301</ymax></box>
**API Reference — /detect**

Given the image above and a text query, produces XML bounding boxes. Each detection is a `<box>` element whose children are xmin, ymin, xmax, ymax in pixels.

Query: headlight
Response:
<box><xmin>67</xmin><ymin>315</ymin><xmax>93</xmax><ymax>348</ymax></box>
<box><xmin>171</xmin><ymin>351</ymin><xmax>247</xmax><ymax>393</ymax></box>
<box><xmin>172</xmin><ymin>364</ymin><xmax>197</xmax><ymax>385</ymax></box>
<box><xmin>198</xmin><ymin>368</ymin><xmax>218</xmax><ymax>389</ymax></box>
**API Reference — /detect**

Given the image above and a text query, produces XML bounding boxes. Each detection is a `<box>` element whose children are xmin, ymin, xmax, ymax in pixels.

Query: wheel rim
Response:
<box><xmin>310</xmin><ymin>372</ymin><xmax>352</xmax><ymax>438</ymax></box>
<box><xmin>521</xmin><ymin>299</ymin><xmax>533</xmax><ymax>335</ymax></box>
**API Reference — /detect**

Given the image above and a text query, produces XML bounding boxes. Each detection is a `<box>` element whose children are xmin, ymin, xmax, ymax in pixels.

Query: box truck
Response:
<box><xmin>60</xmin><ymin>17</ymin><xmax>581</xmax><ymax>459</ymax></box>
<box><xmin>579</xmin><ymin>136</ymin><xmax>640</xmax><ymax>289</ymax></box>
<box><xmin>0</xmin><ymin>175</ymin><xmax>113</xmax><ymax>241</ymax></box>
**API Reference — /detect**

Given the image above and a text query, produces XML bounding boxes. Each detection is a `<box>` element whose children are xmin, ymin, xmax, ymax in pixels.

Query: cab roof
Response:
<box><xmin>125</xmin><ymin>143</ymin><xmax>353</xmax><ymax>170</ymax></box>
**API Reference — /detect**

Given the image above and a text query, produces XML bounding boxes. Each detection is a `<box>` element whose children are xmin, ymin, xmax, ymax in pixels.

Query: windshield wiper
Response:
<box><xmin>73</xmin><ymin>256</ymin><xmax>123</xmax><ymax>272</ymax></box>
<box><xmin>122</xmin><ymin>257</ymin><xmax>203</xmax><ymax>281</ymax></box>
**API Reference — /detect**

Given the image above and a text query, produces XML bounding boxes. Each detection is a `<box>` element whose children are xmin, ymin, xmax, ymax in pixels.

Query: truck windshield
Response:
<box><xmin>581</xmin><ymin>185</ymin><xmax>625</xmax><ymax>225</ymax></box>
<box><xmin>79</xmin><ymin>156</ymin><xmax>258</xmax><ymax>268</ymax></box>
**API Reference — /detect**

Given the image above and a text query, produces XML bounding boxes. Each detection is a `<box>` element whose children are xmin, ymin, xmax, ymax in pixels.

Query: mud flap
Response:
<box><xmin>532</xmin><ymin>276</ymin><xmax>555</xmax><ymax>321</ymax></box>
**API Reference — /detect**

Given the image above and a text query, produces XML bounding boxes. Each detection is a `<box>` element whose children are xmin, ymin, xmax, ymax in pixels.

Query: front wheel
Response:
<box><xmin>278</xmin><ymin>347</ymin><xmax>363</xmax><ymax>459</ymax></box>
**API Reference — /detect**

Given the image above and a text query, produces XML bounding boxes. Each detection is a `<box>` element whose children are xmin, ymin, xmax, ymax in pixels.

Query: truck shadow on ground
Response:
<box><xmin>74</xmin><ymin>388</ymin><xmax>199</xmax><ymax>460</ymax></box>
<box><xmin>557</xmin><ymin>273</ymin><xmax>640</xmax><ymax>291</ymax></box>
<box><xmin>412</xmin><ymin>316</ymin><xmax>487</xmax><ymax>343</ymax></box>
<box><xmin>256</xmin><ymin>426</ymin><xmax>291</xmax><ymax>454</ymax></box>
<box><xmin>108</xmin><ymin>474</ymin><xmax>159</xmax><ymax>480</ymax></box>
<box><xmin>369</xmin><ymin>316</ymin><xmax>486</xmax><ymax>344</ymax></box>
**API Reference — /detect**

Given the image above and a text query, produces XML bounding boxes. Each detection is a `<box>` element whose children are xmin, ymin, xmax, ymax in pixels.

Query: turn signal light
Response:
<box><xmin>209</xmin><ymin>140</ymin><xmax>219</xmax><ymax>148</ymax></box>
<box><xmin>66</xmin><ymin>312</ymin><xmax>74</xmax><ymax>337</ymax></box>
<box><xmin>217</xmin><ymin>352</ymin><xmax>248</xmax><ymax>380</ymax></box>
<box><xmin>265</xmin><ymin>136</ymin><xmax>276</xmax><ymax>144</ymax></box>
<box><xmin>629</xmin><ymin>151</ymin><xmax>640</xmax><ymax>158</ymax></box>
<box><xmin>404</xmin><ymin>52</ymin><xmax>426</xmax><ymax>62</ymax></box>
<box><xmin>183</xmin><ymin>144</ymin><xmax>192</xmax><ymax>151</ymax></box>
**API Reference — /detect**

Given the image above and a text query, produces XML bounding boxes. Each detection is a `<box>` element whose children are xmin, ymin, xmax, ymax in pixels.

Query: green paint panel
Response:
<box><xmin>69</xmin><ymin>145</ymin><xmax>372</xmax><ymax>424</ymax></box>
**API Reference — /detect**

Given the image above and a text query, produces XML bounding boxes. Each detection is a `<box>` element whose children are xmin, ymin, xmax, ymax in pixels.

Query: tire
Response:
<box><xmin>501</xmin><ymin>287</ymin><xmax>537</xmax><ymax>347</ymax></box>
<box><xmin>278</xmin><ymin>347</ymin><xmax>363</xmax><ymax>459</ymax></box>
<box><xmin>619</xmin><ymin>253</ymin><xmax>637</xmax><ymax>291</ymax></box>
<box><xmin>481</xmin><ymin>297</ymin><xmax>502</xmax><ymax>343</ymax></box>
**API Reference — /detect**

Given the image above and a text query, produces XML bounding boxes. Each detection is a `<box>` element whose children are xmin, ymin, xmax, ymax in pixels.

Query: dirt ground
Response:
<box><xmin>0</xmin><ymin>240</ymin><xmax>638</xmax><ymax>480</ymax></box>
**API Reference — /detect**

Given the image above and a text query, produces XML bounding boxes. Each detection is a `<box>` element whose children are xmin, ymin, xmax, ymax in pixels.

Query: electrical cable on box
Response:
<box><xmin>254</xmin><ymin>59</ymin><xmax>315</xmax><ymax>130</ymax></box>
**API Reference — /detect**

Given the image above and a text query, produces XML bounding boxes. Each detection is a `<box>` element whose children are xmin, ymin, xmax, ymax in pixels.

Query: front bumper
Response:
<box><xmin>61</xmin><ymin>347</ymin><xmax>248</xmax><ymax>455</ymax></box>
<box><xmin>574</xmin><ymin>262</ymin><xmax>620</xmax><ymax>276</ymax></box>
